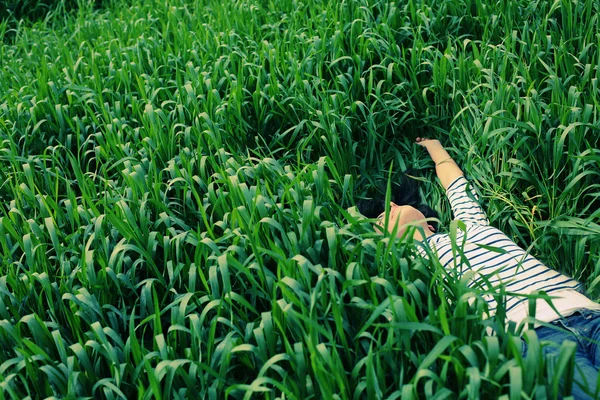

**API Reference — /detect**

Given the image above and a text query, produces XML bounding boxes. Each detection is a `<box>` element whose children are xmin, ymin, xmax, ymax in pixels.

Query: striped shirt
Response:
<box><xmin>421</xmin><ymin>176</ymin><xmax>600</xmax><ymax>326</ymax></box>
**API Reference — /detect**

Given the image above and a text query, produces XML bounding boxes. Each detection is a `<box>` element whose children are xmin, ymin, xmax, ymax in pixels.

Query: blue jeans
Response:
<box><xmin>528</xmin><ymin>309</ymin><xmax>600</xmax><ymax>399</ymax></box>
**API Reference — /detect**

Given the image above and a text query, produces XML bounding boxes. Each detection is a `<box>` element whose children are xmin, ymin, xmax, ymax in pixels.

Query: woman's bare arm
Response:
<box><xmin>416</xmin><ymin>138</ymin><xmax>464</xmax><ymax>190</ymax></box>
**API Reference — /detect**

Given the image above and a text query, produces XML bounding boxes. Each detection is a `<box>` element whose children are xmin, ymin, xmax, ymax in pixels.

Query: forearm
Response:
<box><xmin>421</xmin><ymin>142</ymin><xmax>464</xmax><ymax>190</ymax></box>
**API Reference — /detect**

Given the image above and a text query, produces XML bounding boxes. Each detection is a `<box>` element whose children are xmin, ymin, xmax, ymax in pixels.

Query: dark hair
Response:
<box><xmin>356</xmin><ymin>173</ymin><xmax>440</xmax><ymax>231</ymax></box>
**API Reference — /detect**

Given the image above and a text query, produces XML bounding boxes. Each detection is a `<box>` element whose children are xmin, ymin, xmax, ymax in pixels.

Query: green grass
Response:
<box><xmin>0</xmin><ymin>0</ymin><xmax>599</xmax><ymax>398</ymax></box>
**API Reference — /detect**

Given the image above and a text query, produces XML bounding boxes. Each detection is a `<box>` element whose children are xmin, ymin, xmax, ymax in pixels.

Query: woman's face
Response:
<box><xmin>375</xmin><ymin>202</ymin><xmax>435</xmax><ymax>239</ymax></box>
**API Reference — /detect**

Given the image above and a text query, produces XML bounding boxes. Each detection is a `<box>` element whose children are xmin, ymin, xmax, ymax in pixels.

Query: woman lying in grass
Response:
<box><xmin>358</xmin><ymin>138</ymin><xmax>600</xmax><ymax>399</ymax></box>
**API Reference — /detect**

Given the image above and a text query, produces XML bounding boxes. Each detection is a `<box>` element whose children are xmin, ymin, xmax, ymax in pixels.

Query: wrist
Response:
<box><xmin>427</xmin><ymin>147</ymin><xmax>453</xmax><ymax>164</ymax></box>
<box><xmin>423</xmin><ymin>141</ymin><xmax>443</xmax><ymax>151</ymax></box>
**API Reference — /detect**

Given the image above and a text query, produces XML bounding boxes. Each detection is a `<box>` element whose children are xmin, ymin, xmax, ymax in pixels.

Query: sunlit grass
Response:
<box><xmin>0</xmin><ymin>0</ymin><xmax>599</xmax><ymax>398</ymax></box>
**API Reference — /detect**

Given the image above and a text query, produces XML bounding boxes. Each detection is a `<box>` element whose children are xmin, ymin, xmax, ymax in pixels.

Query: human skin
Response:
<box><xmin>375</xmin><ymin>202</ymin><xmax>434</xmax><ymax>241</ymax></box>
<box><xmin>376</xmin><ymin>138</ymin><xmax>463</xmax><ymax>241</ymax></box>
<box><xmin>415</xmin><ymin>137</ymin><xmax>463</xmax><ymax>190</ymax></box>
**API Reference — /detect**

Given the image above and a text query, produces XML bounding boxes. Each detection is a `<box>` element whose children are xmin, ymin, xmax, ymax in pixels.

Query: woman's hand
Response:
<box><xmin>416</xmin><ymin>137</ymin><xmax>442</xmax><ymax>149</ymax></box>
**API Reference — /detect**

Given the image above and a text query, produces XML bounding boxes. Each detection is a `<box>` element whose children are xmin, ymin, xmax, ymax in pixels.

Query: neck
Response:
<box><xmin>413</xmin><ymin>226</ymin><xmax>435</xmax><ymax>242</ymax></box>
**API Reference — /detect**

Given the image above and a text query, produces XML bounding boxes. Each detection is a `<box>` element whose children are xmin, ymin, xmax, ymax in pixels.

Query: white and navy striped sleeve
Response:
<box><xmin>446</xmin><ymin>176</ymin><xmax>490</xmax><ymax>226</ymax></box>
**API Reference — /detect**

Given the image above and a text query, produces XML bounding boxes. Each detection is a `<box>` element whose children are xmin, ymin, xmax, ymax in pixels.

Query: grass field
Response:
<box><xmin>1</xmin><ymin>0</ymin><xmax>599</xmax><ymax>398</ymax></box>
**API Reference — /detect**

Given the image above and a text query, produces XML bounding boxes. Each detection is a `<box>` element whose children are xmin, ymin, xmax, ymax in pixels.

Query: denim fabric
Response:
<box><xmin>527</xmin><ymin>309</ymin><xmax>600</xmax><ymax>399</ymax></box>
